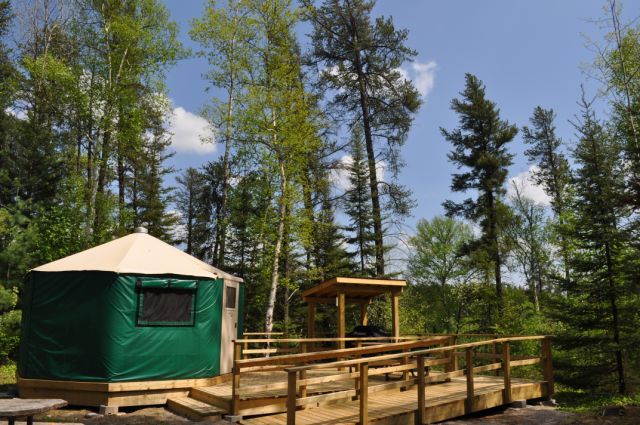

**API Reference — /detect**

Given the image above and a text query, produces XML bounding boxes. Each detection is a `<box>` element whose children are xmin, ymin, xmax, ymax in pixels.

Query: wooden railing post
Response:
<box><xmin>359</xmin><ymin>362</ymin><xmax>369</xmax><ymax>425</ymax></box>
<box><xmin>451</xmin><ymin>336</ymin><xmax>459</xmax><ymax>372</ymax></box>
<box><xmin>542</xmin><ymin>337</ymin><xmax>554</xmax><ymax>398</ymax></box>
<box><xmin>286</xmin><ymin>370</ymin><xmax>297</xmax><ymax>425</ymax></box>
<box><xmin>299</xmin><ymin>369</ymin><xmax>307</xmax><ymax>409</ymax></box>
<box><xmin>503</xmin><ymin>342</ymin><xmax>512</xmax><ymax>404</ymax></box>
<box><xmin>243</xmin><ymin>337</ymin><xmax>249</xmax><ymax>359</ymax></box>
<box><xmin>401</xmin><ymin>348</ymin><xmax>409</xmax><ymax>390</ymax></box>
<box><xmin>416</xmin><ymin>355</ymin><xmax>426</xmax><ymax>425</ymax></box>
<box><xmin>231</xmin><ymin>343</ymin><xmax>241</xmax><ymax>415</ymax></box>
<box><xmin>493</xmin><ymin>341</ymin><xmax>500</xmax><ymax>376</ymax></box>
<box><xmin>465</xmin><ymin>348</ymin><xmax>474</xmax><ymax>414</ymax></box>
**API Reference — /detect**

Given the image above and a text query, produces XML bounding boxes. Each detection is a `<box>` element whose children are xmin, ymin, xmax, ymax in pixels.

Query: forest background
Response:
<box><xmin>0</xmin><ymin>0</ymin><xmax>639</xmax><ymax>409</ymax></box>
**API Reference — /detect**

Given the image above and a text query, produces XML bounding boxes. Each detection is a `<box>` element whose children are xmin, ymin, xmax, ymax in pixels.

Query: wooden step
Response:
<box><xmin>190</xmin><ymin>387</ymin><xmax>232</xmax><ymax>410</ymax></box>
<box><xmin>167</xmin><ymin>396</ymin><xmax>227</xmax><ymax>422</ymax></box>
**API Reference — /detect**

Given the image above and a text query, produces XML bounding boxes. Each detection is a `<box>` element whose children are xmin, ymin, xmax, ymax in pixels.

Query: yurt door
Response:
<box><xmin>220</xmin><ymin>281</ymin><xmax>239</xmax><ymax>374</ymax></box>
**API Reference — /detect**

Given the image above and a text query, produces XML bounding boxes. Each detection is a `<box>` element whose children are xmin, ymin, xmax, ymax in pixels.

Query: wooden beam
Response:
<box><xmin>360</xmin><ymin>303</ymin><xmax>368</xmax><ymax>326</ymax></box>
<box><xmin>503</xmin><ymin>342</ymin><xmax>512</xmax><ymax>404</ymax></box>
<box><xmin>391</xmin><ymin>292</ymin><xmax>400</xmax><ymax>339</ymax></box>
<box><xmin>542</xmin><ymin>338</ymin><xmax>554</xmax><ymax>398</ymax></box>
<box><xmin>416</xmin><ymin>355</ymin><xmax>425</xmax><ymax>425</ymax></box>
<box><xmin>307</xmin><ymin>302</ymin><xmax>316</xmax><ymax>339</ymax></box>
<box><xmin>465</xmin><ymin>348</ymin><xmax>474</xmax><ymax>414</ymax></box>
<box><xmin>286</xmin><ymin>371</ymin><xmax>296</xmax><ymax>425</ymax></box>
<box><xmin>338</xmin><ymin>292</ymin><xmax>346</xmax><ymax>350</ymax></box>
<box><xmin>231</xmin><ymin>344</ymin><xmax>241</xmax><ymax>415</ymax></box>
<box><xmin>359</xmin><ymin>363</ymin><xmax>369</xmax><ymax>425</ymax></box>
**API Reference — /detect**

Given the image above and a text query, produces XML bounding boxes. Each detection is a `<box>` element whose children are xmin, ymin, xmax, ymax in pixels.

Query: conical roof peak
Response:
<box><xmin>32</xmin><ymin>232</ymin><xmax>242</xmax><ymax>282</ymax></box>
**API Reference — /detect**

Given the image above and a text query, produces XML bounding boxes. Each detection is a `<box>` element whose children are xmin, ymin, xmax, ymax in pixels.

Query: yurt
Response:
<box><xmin>17</xmin><ymin>227</ymin><xmax>244</xmax><ymax>408</ymax></box>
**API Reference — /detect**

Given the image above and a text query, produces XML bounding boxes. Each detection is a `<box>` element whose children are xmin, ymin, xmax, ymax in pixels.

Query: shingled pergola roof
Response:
<box><xmin>302</xmin><ymin>277</ymin><xmax>406</xmax><ymax>347</ymax></box>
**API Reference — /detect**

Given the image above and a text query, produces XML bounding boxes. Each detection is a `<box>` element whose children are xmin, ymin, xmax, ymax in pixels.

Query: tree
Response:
<box><xmin>506</xmin><ymin>183</ymin><xmax>552</xmax><ymax>311</ymax></box>
<box><xmin>343</xmin><ymin>128</ymin><xmax>375</xmax><ymax>276</ymax></box>
<box><xmin>175</xmin><ymin>168</ymin><xmax>206</xmax><ymax>256</ymax></box>
<box><xmin>238</xmin><ymin>0</ymin><xmax>322</xmax><ymax>334</ymax></box>
<box><xmin>441</xmin><ymin>74</ymin><xmax>517</xmax><ymax>301</ymax></box>
<box><xmin>522</xmin><ymin>106</ymin><xmax>572</xmax><ymax>283</ymax></box>
<box><xmin>190</xmin><ymin>0</ymin><xmax>256</xmax><ymax>267</ymax></box>
<box><xmin>304</xmin><ymin>0</ymin><xmax>421</xmax><ymax>276</ymax></box>
<box><xmin>554</xmin><ymin>95</ymin><xmax>634</xmax><ymax>395</ymax></box>
<box><xmin>406</xmin><ymin>216</ymin><xmax>475</xmax><ymax>332</ymax></box>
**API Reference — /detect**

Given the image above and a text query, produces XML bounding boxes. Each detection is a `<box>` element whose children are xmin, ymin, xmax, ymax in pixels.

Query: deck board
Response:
<box><xmin>239</xmin><ymin>376</ymin><xmax>546</xmax><ymax>425</ymax></box>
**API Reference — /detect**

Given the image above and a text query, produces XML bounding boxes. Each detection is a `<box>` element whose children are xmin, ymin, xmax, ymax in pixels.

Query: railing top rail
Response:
<box><xmin>285</xmin><ymin>335</ymin><xmax>549</xmax><ymax>373</ymax></box>
<box><xmin>235</xmin><ymin>336</ymin><xmax>450</xmax><ymax>368</ymax></box>
<box><xmin>233</xmin><ymin>336</ymin><xmax>427</xmax><ymax>344</ymax></box>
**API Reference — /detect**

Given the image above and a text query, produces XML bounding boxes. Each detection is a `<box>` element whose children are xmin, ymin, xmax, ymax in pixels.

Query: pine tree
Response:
<box><xmin>522</xmin><ymin>106</ymin><xmax>572</xmax><ymax>284</ymax></box>
<box><xmin>175</xmin><ymin>168</ymin><xmax>205</xmax><ymax>255</ymax></box>
<box><xmin>304</xmin><ymin>0</ymin><xmax>421</xmax><ymax>276</ymax></box>
<box><xmin>554</xmin><ymin>95</ymin><xmax>635</xmax><ymax>395</ymax></box>
<box><xmin>441</xmin><ymin>74</ymin><xmax>517</xmax><ymax>301</ymax></box>
<box><xmin>343</xmin><ymin>128</ymin><xmax>376</xmax><ymax>276</ymax></box>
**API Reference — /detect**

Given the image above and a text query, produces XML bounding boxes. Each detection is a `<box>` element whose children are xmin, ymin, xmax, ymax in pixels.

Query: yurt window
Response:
<box><xmin>225</xmin><ymin>285</ymin><xmax>237</xmax><ymax>309</ymax></box>
<box><xmin>136</xmin><ymin>279</ymin><xmax>197</xmax><ymax>326</ymax></box>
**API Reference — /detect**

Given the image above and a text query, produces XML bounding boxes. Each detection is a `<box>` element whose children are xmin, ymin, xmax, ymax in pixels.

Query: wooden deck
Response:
<box><xmin>239</xmin><ymin>376</ymin><xmax>547</xmax><ymax>425</ymax></box>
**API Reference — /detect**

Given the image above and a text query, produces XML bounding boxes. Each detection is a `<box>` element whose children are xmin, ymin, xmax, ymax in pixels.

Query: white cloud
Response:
<box><xmin>411</xmin><ymin>61</ymin><xmax>437</xmax><ymax>98</ymax></box>
<box><xmin>5</xmin><ymin>106</ymin><xmax>27</xmax><ymax>120</ymax></box>
<box><xmin>168</xmin><ymin>107</ymin><xmax>216</xmax><ymax>154</ymax></box>
<box><xmin>331</xmin><ymin>154</ymin><xmax>386</xmax><ymax>191</ymax></box>
<box><xmin>508</xmin><ymin>166</ymin><xmax>551</xmax><ymax>206</ymax></box>
<box><xmin>398</xmin><ymin>60</ymin><xmax>437</xmax><ymax>100</ymax></box>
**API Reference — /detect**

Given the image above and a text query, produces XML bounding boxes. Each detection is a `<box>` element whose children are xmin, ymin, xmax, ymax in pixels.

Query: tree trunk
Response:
<box><xmin>604</xmin><ymin>240</ymin><xmax>626</xmax><ymax>394</ymax></box>
<box><xmin>215</xmin><ymin>78</ymin><xmax>235</xmax><ymax>267</ymax></box>
<box><xmin>352</xmin><ymin>29</ymin><xmax>384</xmax><ymax>277</ymax></box>
<box><xmin>265</xmin><ymin>159</ymin><xmax>287</xmax><ymax>334</ymax></box>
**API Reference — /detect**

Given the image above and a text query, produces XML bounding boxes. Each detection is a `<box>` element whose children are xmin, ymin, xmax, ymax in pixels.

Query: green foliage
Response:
<box><xmin>555</xmin><ymin>385</ymin><xmax>640</xmax><ymax>414</ymax></box>
<box><xmin>304</xmin><ymin>0</ymin><xmax>421</xmax><ymax>275</ymax></box>
<box><xmin>0</xmin><ymin>310</ymin><xmax>20</xmax><ymax>364</ymax></box>
<box><xmin>442</xmin><ymin>74</ymin><xmax>517</xmax><ymax>300</ymax></box>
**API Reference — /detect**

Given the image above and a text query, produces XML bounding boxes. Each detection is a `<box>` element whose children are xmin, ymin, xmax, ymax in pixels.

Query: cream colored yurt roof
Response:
<box><xmin>32</xmin><ymin>229</ymin><xmax>242</xmax><ymax>282</ymax></box>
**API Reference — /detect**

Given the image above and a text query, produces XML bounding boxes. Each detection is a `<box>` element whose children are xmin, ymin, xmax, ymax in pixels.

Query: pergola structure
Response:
<box><xmin>302</xmin><ymin>277</ymin><xmax>406</xmax><ymax>349</ymax></box>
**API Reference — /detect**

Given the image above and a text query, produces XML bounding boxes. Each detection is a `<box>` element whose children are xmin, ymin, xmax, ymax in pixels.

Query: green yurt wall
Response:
<box><xmin>19</xmin><ymin>271</ymin><xmax>223</xmax><ymax>382</ymax></box>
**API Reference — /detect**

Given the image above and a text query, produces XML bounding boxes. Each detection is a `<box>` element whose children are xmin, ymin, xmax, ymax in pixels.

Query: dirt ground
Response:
<box><xmin>33</xmin><ymin>404</ymin><xmax>640</xmax><ymax>425</ymax></box>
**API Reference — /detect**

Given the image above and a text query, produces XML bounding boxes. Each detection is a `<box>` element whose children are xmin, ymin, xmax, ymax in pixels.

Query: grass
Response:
<box><xmin>555</xmin><ymin>384</ymin><xmax>640</xmax><ymax>414</ymax></box>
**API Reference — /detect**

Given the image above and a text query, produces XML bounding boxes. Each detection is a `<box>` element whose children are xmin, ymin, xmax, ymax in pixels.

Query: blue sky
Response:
<box><xmin>162</xmin><ymin>0</ymin><xmax>633</xmax><ymax>234</ymax></box>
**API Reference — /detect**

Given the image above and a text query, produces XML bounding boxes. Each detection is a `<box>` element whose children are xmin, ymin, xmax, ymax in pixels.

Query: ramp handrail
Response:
<box><xmin>282</xmin><ymin>335</ymin><xmax>553</xmax><ymax>425</ymax></box>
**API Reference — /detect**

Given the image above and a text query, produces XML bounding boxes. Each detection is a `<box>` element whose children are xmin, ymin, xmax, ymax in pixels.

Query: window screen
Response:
<box><xmin>225</xmin><ymin>285</ymin><xmax>237</xmax><ymax>309</ymax></box>
<box><xmin>136</xmin><ymin>279</ymin><xmax>197</xmax><ymax>326</ymax></box>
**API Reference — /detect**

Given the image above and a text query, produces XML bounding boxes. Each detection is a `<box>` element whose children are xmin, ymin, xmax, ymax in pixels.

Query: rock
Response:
<box><xmin>85</xmin><ymin>412</ymin><xmax>103</xmax><ymax>418</ymax></box>
<box><xmin>602</xmin><ymin>406</ymin><xmax>626</xmax><ymax>416</ymax></box>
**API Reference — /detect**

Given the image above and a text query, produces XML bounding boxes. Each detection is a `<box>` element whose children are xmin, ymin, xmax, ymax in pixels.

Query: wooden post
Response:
<box><xmin>307</xmin><ymin>302</ymin><xmax>316</xmax><ymax>352</ymax></box>
<box><xmin>338</xmin><ymin>292</ymin><xmax>346</xmax><ymax>350</ymax></box>
<box><xmin>503</xmin><ymin>342</ymin><xmax>512</xmax><ymax>404</ymax></box>
<box><xmin>354</xmin><ymin>341</ymin><xmax>362</xmax><ymax>398</ymax></box>
<box><xmin>451</xmin><ymin>335</ymin><xmax>459</xmax><ymax>373</ymax></box>
<box><xmin>231</xmin><ymin>344</ymin><xmax>241</xmax><ymax>415</ymax></box>
<box><xmin>401</xmin><ymin>348</ymin><xmax>409</xmax><ymax>390</ymax></box>
<box><xmin>360</xmin><ymin>302</ymin><xmax>369</xmax><ymax>326</ymax></box>
<box><xmin>391</xmin><ymin>292</ymin><xmax>400</xmax><ymax>341</ymax></box>
<box><xmin>416</xmin><ymin>355</ymin><xmax>426</xmax><ymax>425</ymax></box>
<box><xmin>286</xmin><ymin>371</ymin><xmax>297</xmax><ymax>425</ymax></box>
<box><xmin>243</xmin><ymin>337</ymin><xmax>249</xmax><ymax>360</ymax></box>
<box><xmin>299</xmin><ymin>370</ymin><xmax>307</xmax><ymax>409</ymax></box>
<box><xmin>359</xmin><ymin>362</ymin><xmax>369</xmax><ymax>425</ymax></box>
<box><xmin>493</xmin><ymin>341</ymin><xmax>500</xmax><ymax>376</ymax></box>
<box><xmin>542</xmin><ymin>337</ymin><xmax>554</xmax><ymax>398</ymax></box>
<box><xmin>465</xmin><ymin>348</ymin><xmax>474</xmax><ymax>414</ymax></box>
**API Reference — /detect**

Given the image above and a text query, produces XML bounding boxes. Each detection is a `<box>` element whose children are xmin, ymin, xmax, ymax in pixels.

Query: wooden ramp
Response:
<box><xmin>239</xmin><ymin>376</ymin><xmax>547</xmax><ymax>425</ymax></box>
